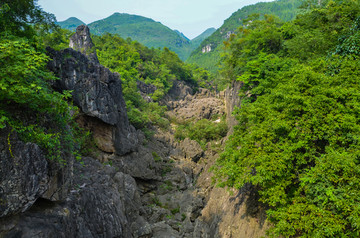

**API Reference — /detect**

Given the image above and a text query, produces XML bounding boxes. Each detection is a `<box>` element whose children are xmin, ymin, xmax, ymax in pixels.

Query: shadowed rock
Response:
<box><xmin>0</xmin><ymin>128</ymin><xmax>72</xmax><ymax>219</ymax></box>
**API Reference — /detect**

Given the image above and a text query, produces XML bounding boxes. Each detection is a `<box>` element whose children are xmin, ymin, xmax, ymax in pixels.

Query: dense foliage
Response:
<box><xmin>0</xmin><ymin>0</ymin><xmax>83</xmax><ymax>162</ymax></box>
<box><xmin>174</xmin><ymin>116</ymin><xmax>228</xmax><ymax>148</ymax></box>
<box><xmin>187</xmin><ymin>0</ymin><xmax>302</xmax><ymax>73</ymax></box>
<box><xmin>214</xmin><ymin>0</ymin><xmax>360</xmax><ymax>236</ymax></box>
<box><xmin>92</xmin><ymin>33</ymin><xmax>211</xmax><ymax>132</ymax></box>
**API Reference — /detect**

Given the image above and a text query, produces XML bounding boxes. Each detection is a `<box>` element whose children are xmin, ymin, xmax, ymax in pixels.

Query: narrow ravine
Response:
<box><xmin>0</xmin><ymin>25</ymin><xmax>267</xmax><ymax>238</ymax></box>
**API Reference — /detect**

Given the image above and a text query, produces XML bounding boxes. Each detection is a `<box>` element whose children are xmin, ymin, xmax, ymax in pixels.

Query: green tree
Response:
<box><xmin>0</xmin><ymin>0</ymin><xmax>84</xmax><ymax>161</ymax></box>
<box><xmin>0</xmin><ymin>0</ymin><xmax>55</xmax><ymax>38</ymax></box>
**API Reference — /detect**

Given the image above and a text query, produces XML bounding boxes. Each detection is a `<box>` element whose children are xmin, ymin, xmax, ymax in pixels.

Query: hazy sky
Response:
<box><xmin>38</xmin><ymin>0</ymin><xmax>273</xmax><ymax>39</ymax></box>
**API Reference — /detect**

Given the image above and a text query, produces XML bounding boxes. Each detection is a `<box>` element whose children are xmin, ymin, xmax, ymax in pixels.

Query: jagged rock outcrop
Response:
<box><xmin>69</xmin><ymin>24</ymin><xmax>99</xmax><ymax>63</ymax></box>
<box><xmin>0</xmin><ymin>25</ymin><xmax>146</xmax><ymax>237</ymax></box>
<box><xmin>47</xmin><ymin>26</ymin><xmax>138</xmax><ymax>155</ymax></box>
<box><xmin>0</xmin><ymin>128</ymin><xmax>72</xmax><ymax>219</ymax></box>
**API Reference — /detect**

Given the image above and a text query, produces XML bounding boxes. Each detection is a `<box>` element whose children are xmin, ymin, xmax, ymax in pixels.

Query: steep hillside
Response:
<box><xmin>56</xmin><ymin>17</ymin><xmax>85</xmax><ymax>31</ymax></box>
<box><xmin>88</xmin><ymin>13</ymin><xmax>192</xmax><ymax>60</ymax></box>
<box><xmin>186</xmin><ymin>0</ymin><xmax>302</xmax><ymax>72</ymax></box>
<box><xmin>189</xmin><ymin>27</ymin><xmax>216</xmax><ymax>52</ymax></box>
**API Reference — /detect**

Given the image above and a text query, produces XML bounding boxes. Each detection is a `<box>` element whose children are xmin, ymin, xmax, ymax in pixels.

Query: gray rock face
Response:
<box><xmin>69</xmin><ymin>25</ymin><xmax>99</xmax><ymax>63</ymax></box>
<box><xmin>225</xmin><ymin>80</ymin><xmax>243</xmax><ymax>133</ymax></box>
<box><xmin>0</xmin><ymin>129</ymin><xmax>72</xmax><ymax>219</ymax></box>
<box><xmin>0</xmin><ymin>157</ymin><xmax>147</xmax><ymax>238</ymax></box>
<box><xmin>47</xmin><ymin>47</ymin><xmax>138</xmax><ymax>155</ymax></box>
<box><xmin>180</xmin><ymin>138</ymin><xmax>204</xmax><ymax>162</ymax></box>
<box><xmin>0</xmin><ymin>129</ymin><xmax>48</xmax><ymax>218</ymax></box>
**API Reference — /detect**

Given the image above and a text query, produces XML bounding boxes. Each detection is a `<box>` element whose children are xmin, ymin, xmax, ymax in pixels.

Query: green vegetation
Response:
<box><xmin>214</xmin><ymin>0</ymin><xmax>360</xmax><ymax>236</ymax></box>
<box><xmin>187</xmin><ymin>0</ymin><xmax>302</xmax><ymax>73</ymax></box>
<box><xmin>152</xmin><ymin>151</ymin><xmax>162</xmax><ymax>162</ymax></box>
<box><xmin>170</xmin><ymin>207</ymin><xmax>180</xmax><ymax>215</ymax></box>
<box><xmin>92</xmin><ymin>33</ymin><xmax>211</xmax><ymax>133</ymax></box>
<box><xmin>188</xmin><ymin>27</ymin><xmax>216</xmax><ymax>53</ymax></box>
<box><xmin>175</xmin><ymin>116</ymin><xmax>228</xmax><ymax>148</ymax></box>
<box><xmin>0</xmin><ymin>0</ymin><xmax>84</xmax><ymax>162</ymax></box>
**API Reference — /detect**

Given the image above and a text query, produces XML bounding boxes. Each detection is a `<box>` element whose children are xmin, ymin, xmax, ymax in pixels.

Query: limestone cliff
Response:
<box><xmin>0</xmin><ymin>25</ymin><xmax>144</xmax><ymax>238</ymax></box>
<box><xmin>47</xmin><ymin>25</ymin><xmax>138</xmax><ymax>155</ymax></box>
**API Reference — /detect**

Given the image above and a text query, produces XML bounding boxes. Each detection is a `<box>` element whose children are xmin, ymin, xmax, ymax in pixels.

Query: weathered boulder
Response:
<box><xmin>180</xmin><ymin>138</ymin><xmax>204</xmax><ymax>163</ymax></box>
<box><xmin>69</xmin><ymin>25</ymin><xmax>99</xmax><ymax>63</ymax></box>
<box><xmin>47</xmin><ymin>47</ymin><xmax>138</xmax><ymax>155</ymax></box>
<box><xmin>0</xmin><ymin>128</ymin><xmax>72</xmax><ymax>219</ymax></box>
<box><xmin>113</xmin><ymin>145</ymin><xmax>161</xmax><ymax>181</ymax></box>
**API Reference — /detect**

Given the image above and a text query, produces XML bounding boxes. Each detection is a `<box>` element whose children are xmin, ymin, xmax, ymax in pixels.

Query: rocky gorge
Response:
<box><xmin>0</xmin><ymin>26</ymin><xmax>268</xmax><ymax>238</ymax></box>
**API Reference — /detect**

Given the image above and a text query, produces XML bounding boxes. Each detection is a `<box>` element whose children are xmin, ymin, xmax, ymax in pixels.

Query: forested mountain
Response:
<box><xmin>186</xmin><ymin>0</ymin><xmax>302</xmax><ymax>72</ymax></box>
<box><xmin>57</xmin><ymin>17</ymin><xmax>85</xmax><ymax>31</ymax></box>
<box><xmin>88</xmin><ymin>13</ymin><xmax>191</xmax><ymax>61</ymax></box>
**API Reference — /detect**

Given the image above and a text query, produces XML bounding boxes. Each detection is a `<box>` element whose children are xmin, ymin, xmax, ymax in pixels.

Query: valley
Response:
<box><xmin>2</xmin><ymin>0</ymin><xmax>360</xmax><ymax>237</ymax></box>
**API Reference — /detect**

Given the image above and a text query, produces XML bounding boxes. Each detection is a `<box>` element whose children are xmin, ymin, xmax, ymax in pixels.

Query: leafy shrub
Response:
<box><xmin>174</xmin><ymin>117</ymin><xmax>228</xmax><ymax>147</ymax></box>
<box><xmin>0</xmin><ymin>36</ymin><xmax>83</xmax><ymax>162</ymax></box>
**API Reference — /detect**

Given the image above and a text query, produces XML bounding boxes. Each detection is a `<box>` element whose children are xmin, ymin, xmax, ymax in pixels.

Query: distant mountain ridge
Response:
<box><xmin>56</xmin><ymin>17</ymin><xmax>85</xmax><ymax>31</ymax></box>
<box><xmin>56</xmin><ymin>13</ymin><xmax>213</xmax><ymax>61</ymax></box>
<box><xmin>186</xmin><ymin>0</ymin><xmax>303</xmax><ymax>72</ymax></box>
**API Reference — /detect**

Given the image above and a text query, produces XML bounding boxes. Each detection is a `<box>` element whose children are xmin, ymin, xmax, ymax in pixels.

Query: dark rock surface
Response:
<box><xmin>0</xmin><ymin>128</ymin><xmax>72</xmax><ymax>219</ymax></box>
<box><xmin>161</xmin><ymin>80</ymin><xmax>193</xmax><ymax>107</ymax></box>
<box><xmin>0</xmin><ymin>157</ymin><xmax>147</xmax><ymax>238</ymax></box>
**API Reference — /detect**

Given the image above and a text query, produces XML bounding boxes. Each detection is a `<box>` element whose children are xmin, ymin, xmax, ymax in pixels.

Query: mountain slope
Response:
<box><xmin>189</xmin><ymin>27</ymin><xmax>216</xmax><ymax>53</ymax></box>
<box><xmin>186</xmin><ymin>0</ymin><xmax>302</xmax><ymax>72</ymax></box>
<box><xmin>56</xmin><ymin>17</ymin><xmax>85</xmax><ymax>31</ymax></box>
<box><xmin>88</xmin><ymin>13</ymin><xmax>191</xmax><ymax>60</ymax></box>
